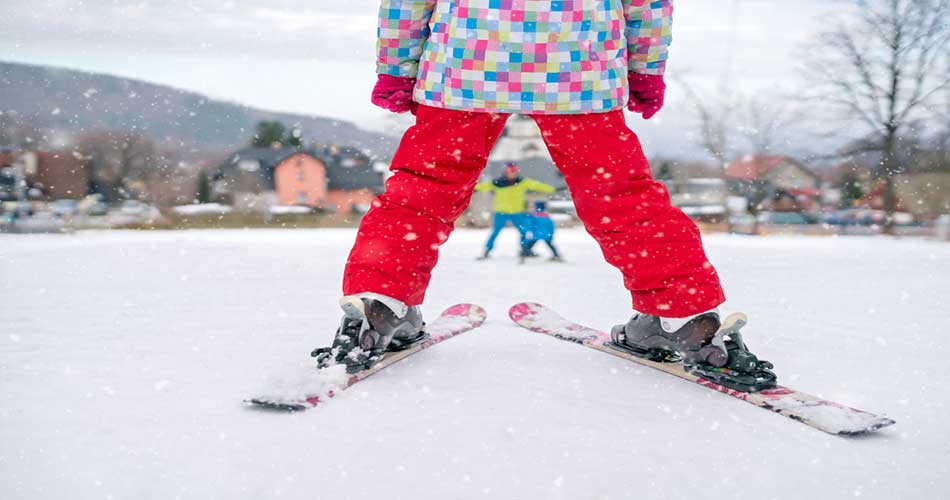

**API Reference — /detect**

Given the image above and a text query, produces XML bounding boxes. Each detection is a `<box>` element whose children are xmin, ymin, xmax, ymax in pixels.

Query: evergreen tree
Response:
<box><xmin>656</xmin><ymin>161</ymin><xmax>673</xmax><ymax>180</ymax></box>
<box><xmin>285</xmin><ymin>126</ymin><xmax>303</xmax><ymax>147</ymax></box>
<box><xmin>196</xmin><ymin>172</ymin><xmax>211</xmax><ymax>204</ymax></box>
<box><xmin>252</xmin><ymin>121</ymin><xmax>286</xmax><ymax>148</ymax></box>
<box><xmin>839</xmin><ymin>172</ymin><xmax>864</xmax><ymax>208</ymax></box>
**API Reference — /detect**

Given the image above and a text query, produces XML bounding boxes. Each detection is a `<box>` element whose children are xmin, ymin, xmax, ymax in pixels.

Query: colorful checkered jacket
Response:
<box><xmin>376</xmin><ymin>0</ymin><xmax>672</xmax><ymax>114</ymax></box>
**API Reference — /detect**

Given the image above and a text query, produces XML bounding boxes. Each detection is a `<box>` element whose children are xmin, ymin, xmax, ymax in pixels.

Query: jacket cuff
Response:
<box><xmin>377</xmin><ymin>62</ymin><xmax>419</xmax><ymax>79</ymax></box>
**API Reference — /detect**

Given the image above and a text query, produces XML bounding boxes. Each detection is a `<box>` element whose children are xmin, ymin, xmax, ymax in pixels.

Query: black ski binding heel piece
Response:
<box><xmin>386</xmin><ymin>328</ymin><xmax>429</xmax><ymax>352</ymax></box>
<box><xmin>607</xmin><ymin>341</ymin><xmax>683</xmax><ymax>363</ymax></box>
<box><xmin>685</xmin><ymin>313</ymin><xmax>777</xmax><ymax>393</ymax></box>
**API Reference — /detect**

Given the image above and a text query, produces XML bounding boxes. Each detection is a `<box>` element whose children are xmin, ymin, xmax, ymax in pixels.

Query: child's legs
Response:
<box><xmin>543</xmin><ymin>239</ymin><xmax>559</xmax><ymax>257</ymax></box>
<box><xmin>485</xmin><ymin>213</ymin><xmax>511</xmax><ymax>251</ymax></box>
<box><xmin>521</xmin><ymin>239</ymin><xmax>538</xmax><ymax>256</ymax></box>
<box><xmin>344</xmin><ymin>105</ymin><xmax>510</xmax><ymax>305</ymax></box>
<box><xmin>512</xmin><ymin>213</ymin><xmax>530</xmax><ymax>242</ymax></box>
<box><xmin>532</xmin><ymin>111</ymin><xmax>725</xmax><ymax>317</ymax></box>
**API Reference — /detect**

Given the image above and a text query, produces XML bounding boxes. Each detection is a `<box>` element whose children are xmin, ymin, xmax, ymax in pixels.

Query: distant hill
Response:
<box><xmin>0</xmin><ymin>61</ymin><xmax>398</xmax><ymax>157</ymax></box>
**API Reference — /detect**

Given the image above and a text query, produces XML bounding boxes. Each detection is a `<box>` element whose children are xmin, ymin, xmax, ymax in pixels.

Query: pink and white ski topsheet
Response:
<box><xmin>509</xmin><ymin>302</ymin><xmax>895</xmax><ymax>436</ymax></box>
<box><xmin>248</xmin><ymin>303</ymin><xmax>486</xmax><ymax>411</ymax></box>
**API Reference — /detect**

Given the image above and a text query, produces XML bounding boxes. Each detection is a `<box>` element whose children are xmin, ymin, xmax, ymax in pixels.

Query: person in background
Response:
<box><xmin>474</xmin><ymin>163</ymin><xmax>556</xmax><ymax>260</ymax></box>
<box><xmin>520</xmin><ymin>200</ymin><xmax>562</xmax><ymax>264</ymax></box>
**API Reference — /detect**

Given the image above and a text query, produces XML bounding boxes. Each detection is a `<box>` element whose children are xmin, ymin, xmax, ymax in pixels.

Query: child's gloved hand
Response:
<box><xmin>627</xmin><ymin>73</ymin><xmax>666</xmax><ymax>120</ymax></box>
<box><xmin>371</xmin><ymin>74</ymin><xmax>418</xmax><ymax>115</ymax></box>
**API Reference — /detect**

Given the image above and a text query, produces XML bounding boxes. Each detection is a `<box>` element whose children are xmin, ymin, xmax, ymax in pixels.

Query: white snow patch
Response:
<box><xmin>172</xmin><ymin>203</ymin><xmax>233</xmax><ymax>215</ymax></box>
<box><xmin>0</xmin><ymin>229</ymin><xmax>947</xmax><ymax>500</ymax></box>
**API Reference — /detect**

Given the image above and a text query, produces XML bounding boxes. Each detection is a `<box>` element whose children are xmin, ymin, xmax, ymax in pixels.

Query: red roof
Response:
<box><xmin>725</xmin><ymin>155</ymin><xmax>797</xmax><ymax>180</ymax></box>
<box><xmin>788</xmin><ymin>187</ymin><xmax>821</xmax><ymax>197</ymax></box>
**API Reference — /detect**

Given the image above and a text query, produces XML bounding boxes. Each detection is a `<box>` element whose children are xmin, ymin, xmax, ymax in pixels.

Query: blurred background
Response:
<box><xmin>1</xmin><ymin>0</ymin><xmax>948</xmax><ymax>238</ymax></box>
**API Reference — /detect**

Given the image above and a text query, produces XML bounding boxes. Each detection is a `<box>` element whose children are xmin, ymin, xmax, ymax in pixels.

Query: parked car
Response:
<box><xmin>728</xmin><ymin>213</ymin><xmax>757</xmax><ymax>234</ymax></box>
<box><xmin>119</xmin><ymin>200</ymin><xmax>161</xmax><ymax>218</ymax></box>
<box><xmin>85</xmin><ymin>201</ymin><xmax>109</xmax><ymax>216</ymax></box>
<box><xmin>822</xmin><ymin>209</ymin><xmax>915</xmax><ymax>226</ymax></box>
<box><xmin>756</xmin><ymin>211</ymin><xmax>818</xmax><ymax>225</ymax></box>
<box><xmin>78</xmin><ymin>194</ymin><xmax>109</xmax><ymax>216</ymax></box>
<box><xmin>822</xmin><ymin>209</ymin><xmax>858</xmax><ymax>226</ymax></box>
<box><xmin>1</xmin><ymin>201</ymin><xmax>34</xmax><ymax>217</ymax></box>
<box><xmin>546</xmin><ymin>199</ymin><xmax>578</xmax><ymax>221</ymax></box>
<box><xmin>51</xmin><ymin>199</ymin><xmax>79</xmax><ymax>217</ymax></box>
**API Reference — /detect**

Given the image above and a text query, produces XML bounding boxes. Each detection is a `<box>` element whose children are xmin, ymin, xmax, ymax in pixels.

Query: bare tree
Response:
<box><xmin>804</xmin><ymin>0</ymin><xmax>950</xmax><ymax>231</ymax></box>
<box><xmin>678</xmin><ymin>78</ymin><xmax>805</xmax><ymax>174</ymax></box>
<box><xmin>678</xmin><ymin>79</ymin><xmax>736</xmax><ymax>170</ymax></box>
<box><xmin>76</xmin><ymin>129</ymin><xmax>158</xmax><ymax>201</ymax></box>
<box><xmin>738</xmin><ymin>97</ymin><xmax>804</xmax><ymax>157</ymax></box>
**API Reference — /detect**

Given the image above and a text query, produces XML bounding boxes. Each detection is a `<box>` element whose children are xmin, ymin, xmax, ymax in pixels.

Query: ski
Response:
<box><xmin>508</xmin><ymin>302</ymin><xmax>895</xmax><ymax>436</ymax></box>
<box><xmin>247</xmin><ymin>303</ymin><xmax>486</xmax><ymax>411</ymax></box>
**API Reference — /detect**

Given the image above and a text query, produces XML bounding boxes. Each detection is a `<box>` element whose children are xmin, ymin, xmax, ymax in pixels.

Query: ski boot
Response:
<box><xmin>312</xmin><ymin>295</ymin><xmax>427</xmax><ymax>374</ymax></box>
<box><xmin>610</xmin><ymin>311</ymin><xmax>777</xmax><ymax>392</ymax></box>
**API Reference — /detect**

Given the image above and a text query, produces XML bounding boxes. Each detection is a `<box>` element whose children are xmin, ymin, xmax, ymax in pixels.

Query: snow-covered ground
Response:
<box><xmin>2</xmin><ymin>228</ymin><xmax>948</xmax><ymax>500</ymax></box>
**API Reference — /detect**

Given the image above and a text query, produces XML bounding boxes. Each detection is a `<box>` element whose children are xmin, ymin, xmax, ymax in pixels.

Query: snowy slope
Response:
<box><xmin>1</xmin><ymin>228</ymin><xmax>948</xmax><ymax>500</ymax></box>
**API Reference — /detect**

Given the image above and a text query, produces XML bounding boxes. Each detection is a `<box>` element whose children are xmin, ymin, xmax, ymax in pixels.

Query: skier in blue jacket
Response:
<box><xmin>520</xmin><ymin>201</ymin><xmax>562</xmax><ymax>263</ymax></box>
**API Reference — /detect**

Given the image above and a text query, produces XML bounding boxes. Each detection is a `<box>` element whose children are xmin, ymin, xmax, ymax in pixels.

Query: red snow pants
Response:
<box><xmin>343</xmin><ymin>104</ymin><xmax>725</xmax><ymax>317</ymax></box>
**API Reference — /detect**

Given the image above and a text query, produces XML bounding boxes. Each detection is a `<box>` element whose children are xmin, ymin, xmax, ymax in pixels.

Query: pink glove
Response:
<box><xmin>371</xmin><ymin>74</ymin><xmax>418</xmax><ymax>115</ymax></box>
<box><xmin>627</xmin><ymin>73</ymin><xmax>666</xmax><ymax>120</ymax></box>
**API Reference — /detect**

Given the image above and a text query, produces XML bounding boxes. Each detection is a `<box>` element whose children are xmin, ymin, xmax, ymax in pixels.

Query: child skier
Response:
<box><xmin>520</xmin><ymin>200</ymin><xmax>561</xmax><ymax>263</ymax></box>
<box><xmin>474</xmin><ymin>162</ymin><xmax>556</xmax><ymax>260</ymax></box>
<box><xmin>316</xmin><ymin>0</ymin><xmax>773</xmax><ymax>390</ymax></box>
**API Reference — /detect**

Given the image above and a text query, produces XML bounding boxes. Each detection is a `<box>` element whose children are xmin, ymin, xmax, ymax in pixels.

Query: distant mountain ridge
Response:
<box><xmin>0</xmin><ymin>60</ymin><xmax>397</xmax><ymax>157</ymax></box>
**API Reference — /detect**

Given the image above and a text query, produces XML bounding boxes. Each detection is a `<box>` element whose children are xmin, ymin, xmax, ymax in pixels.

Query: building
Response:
<box><xmin>0</xmin><ymin>149</ymin><xmax>89</xmax><ymax>201</ymax></box>
<box><xmin>488</xmin><ymin>114</ymin><xmax>552</xmax><ymax>163</ymax></box>
<box><xmin>0</xmin><ymin>150</ymin><xmax>17</xmax><ymax>200</ymax></box>
<box><xmin>211</xmin><ymin>146</ymin><xmax>384</xmax><ymax>213</ymax></box>
<box><xmin>862</xmin><ymin>173</ymin><xmax>950</xmax><ymax>218</ymax></box>
<box><xmin>725</xmin><ymin>155</ymin><xmax>821</xmax><ymax>211</ymax></box>
<box><xmin>31</xmin><ymin>152</ymin><xmax>90</xmax><ymax>200</ymax></box>
<box><xmin>667</xmin><ymin>178</ymin><xmax>731</xmax><ymax>223</ymax></box>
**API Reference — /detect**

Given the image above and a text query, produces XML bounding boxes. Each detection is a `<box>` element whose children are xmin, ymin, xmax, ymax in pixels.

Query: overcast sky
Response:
<box><xmin>0</xmin><ymin>0</ymin><xmax>838</xmax><ymax>157</ymax></box>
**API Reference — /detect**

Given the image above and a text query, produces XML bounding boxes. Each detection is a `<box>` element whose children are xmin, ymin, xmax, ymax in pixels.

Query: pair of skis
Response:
<box><xmin>248</xmin><ymin>303</ymin><xmax>895</xmax><ymax>436</ymax></box>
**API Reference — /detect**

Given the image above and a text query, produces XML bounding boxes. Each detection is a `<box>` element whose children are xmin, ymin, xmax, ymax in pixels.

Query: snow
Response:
<box><xmin>172</xmin><ymin>203</ymin><xmax>234</xmax><ymax>215</ymax></box>
<box><xmin>1</xmin><ymin>228</ymin><xmax>949</xmax><ymax>500</ymax></box>
<box><xmin>268</xmin><ymin>205</ymin><xmax>313</xmax><ymax>215</ymax></box>
<box><xmin>255</xmin><ymin>362</ymin><xmax>348</xmax><ymax>405</ymax></box>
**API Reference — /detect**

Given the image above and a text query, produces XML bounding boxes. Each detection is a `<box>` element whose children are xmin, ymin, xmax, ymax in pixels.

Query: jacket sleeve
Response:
<box><xmin>622</xmin><ymin>0</ymin><xmax>673</xmax><ymax>75</ymax></box>
<box><xmin>523</xmin><ymin>179</ymin><xmax>557</xmax><ymax>194</ymax></box>
<box><xmin>474</xmin><ymin>181</ymin><xmax>495</xmax><ymax>192</ymax></box>
<box><xmin>376</xmin><ymin>0</ymin><xmax>438</xmax><ymax>78</ymax></box>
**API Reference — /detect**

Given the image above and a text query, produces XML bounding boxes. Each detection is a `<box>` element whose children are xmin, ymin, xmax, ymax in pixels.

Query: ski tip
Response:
<box><xmin>508</xmin><ymin>302</ymin><xmax>544</xmax><ymax>322</ymax></box>
<box><xmin>837</xmin><ymin>417</ymin><xmax>897</xmax><ymax>436</ymax></box>
<box><xmin>442</xmin><ymin>303</ymin><xmax>488</xmax><ymax>326</ymax></box>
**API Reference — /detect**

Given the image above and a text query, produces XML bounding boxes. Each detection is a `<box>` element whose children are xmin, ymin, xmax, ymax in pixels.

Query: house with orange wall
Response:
<box><xmin>274</xmin><ymin>152</ymin><xmax>328</xmax><ymax>207</ymax></box>
<box><xmin>212</xmin><ymin>146</ymin><xmax>384</xmax><ymax>213</ymax></box>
